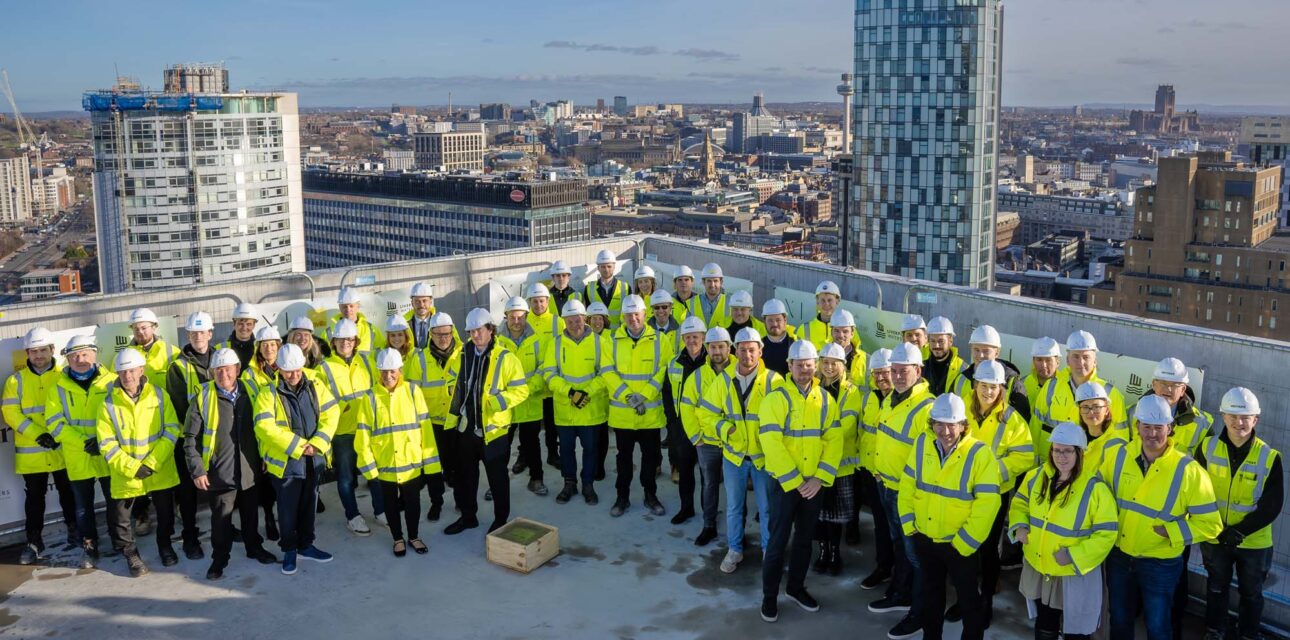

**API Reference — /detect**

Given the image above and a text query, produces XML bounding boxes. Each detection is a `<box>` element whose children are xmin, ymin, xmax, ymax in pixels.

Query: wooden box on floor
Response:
<box><xmin>485</xmin><ymin>518</ymin><xmax>560</xmax><ymax>573</ymax></box>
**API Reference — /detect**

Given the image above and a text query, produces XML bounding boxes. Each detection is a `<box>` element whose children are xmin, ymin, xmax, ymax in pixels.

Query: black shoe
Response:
<box><xmin>125</xmin><ymin>551</ymin><xmax>150</xmax><ymax>577</ymax></box>
<box><xmin>888</xmin><ymin>614</ymin><xmax>922</xmax><ymax>640</ymax></box>
<box><xmin>184</xmin><ymin>540</ymin><xmax>204</xmax><ymax>560</ymax></box>
<box><xmin>484</xmin><ymin>489</ymin><xmax>493</xmax><ymax>501</ymax></box>
<box><xmin>511</xmin><ymin>459</ymin><xmax>527</xmax><ymax>475</ymax></box>
<box><xmin>158</xmin><ymin>545</ymin><xmax>179</xmax><ymax>567</ymax></box>
<box><xmin>546</xmin><ymin>452</ymin><xmax>561</xmax><ymax>468</ymax></box>
<box><xmin>594</xmin><ymin>468</ymin><xmax>606</xmax><ymax>481</ymax></box>
<box><xmin>393</xmin><ymin>539</ymin><xmax>407</xmax><ymax>557</ymax></box>
<box><xmin>80</xmin><ymin>542</ymin><xmax>100</xmax><ymax>570</ymax></box>
<box><xmin>265</xmin><ymin>517</ymin><xmax>280</xmax><ymax>542</ymax></box>
<box><xmin>248</xmin><ymin>548</ymin><xmax>278</xmax><ymax>564</ymax></box>
<box><xmin>944</xmin><ymin>602</ymin><xmax>962</xmax><ymax>622</ymax></box>
<box><xmin>426</xmin><ymin>503</ymin><xmax>442</xmax><ymax>522</ymax></box>
<box><xmin>813</xmin><ymin>542</ymin><xmax>829</xmax><ymax>574</ymax></box>
<box><xmin>487</xmin><ymin>520</ymin><xmax>505</xmax><ymax>534</ymax></box>
<box><xmin>694</xmin><ymin>527</ymin><xmax>718</xmax><ymax>547</ymax></box>
<box><xmin>316</xmin><ymin>500</ymin><xmax>326</xmax><ymax>514</ymax></box>
<box><xmin>444</xmin><ymin>518</ymin><xmax>479</xmax><ymax>535</ymax></box>
<box><xmin>861</xmin><ymin>567</ymin><xmax>892</xmax><ymax>590</ymax></box>
<box><xmin>827</xmin><ymin>543</ymin><xmax>842</xmax><ymax>576</ymax></box>
<box><xmin>760</xmin><ymin>597</ymin><xmax>778</xmax><ymax>623</ymax></box>
<box><xmin>556</xmin><ymin>481</ymin><xmax>577</xmax><ymax>504</ymax></box>
<box><xmin>610</xmin><ymin>499</ymin><xmax>629</xmax><ymax>517</ymax></box>
<box><xmin>644</xmin><ymin>495</ymin><xmax>665</xmax><ymax>516</ymax></box>
<box><xmin>670</xmin><ymin>508</ymin><xmax>695</xmax><ymax>525</ymax></box>
<box><xmin>582</xmin><ymin>483</ymin><xmax>598</xmax><ymax>505</ymax></box>
<box><xmin>786</xmin><ymin>588</ymin><xmax>819</xmax><ymax>612</ymax></box>
<box><xmin>231</xmin><ymin>526</ymin><xmax>243</xmax><ymax>543</ymax></box>
<box><xmin>845</xmin><ymin>520</ymin><xmax>860</xmax><ymax>545</ymax></box>
<box><xmin>868</xmin><ymin>594</ymin><xmax>911</xmax><ymax>613</ymax></box>
<box><xmin>206</xmin><ymin>560</ymin><xmax>226</xmax><ymax>580</ymax></box>
<box><xmin>527</xmin><ymin>479</ymin><xmax>548</xmax><ymax>496</ymax></box>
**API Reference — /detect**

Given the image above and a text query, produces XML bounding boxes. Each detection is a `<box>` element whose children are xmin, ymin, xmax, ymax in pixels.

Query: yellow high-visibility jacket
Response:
<box><xmin>1200</xmin><ymin>434</ymin><xmax>1279</xmax><ymax>549</ymax></box>
<box><xmin>925</xmin><ymin>348</ymin><xmax>965</xmax><ymax>395</ymax></box>
<box><xmin>835</xmin><ymin>377</ymin><xmax>864</xmax><ymax>477</ymax></box>
<box><xmin>313</xmin><ymin>352</ymin><xmax>374</xmax><ymax>437</ymax></box>
<box><xmin>132</xmin><ymin>340</ymin><xmax>179</xmax><ymax>390</ymax></box>
<box><xmin>1100</xmin><ymin>439</ymin><xmax>1222</xmax><ymax>558</ymax></box>
<box><xmin>700</xmin><ymin>365</ymin><xmax>783</xmax><ymax>469</ymax></box>
<box><xmin>689</xmin><ymin>292</ymin><xmax>731</xmax><ymax>330</ymax></box>
<box><xmin>857</xmin><ymin>388</ymin><xmax>887</xmax><ymax>473</ymax></box>
<box><xmin>899</xmin><ymin>432</ymin><xmax>1003</xmax><ymax>556</ymax></box>
<box><xmin>543</xmin><ymin>330</ymin><xmax>608</xmax><ymax>427</ymax></box>
<box><xmin>3</xmin><ymin>364</ymin><xmax>64</xmax><ymax>474</ymax></box>
<box><xmin>96</xmin><ymin>382</ymin><xmax>181</xmax><ymax>499</ymax></box>
<box><xmin>355</xmin><ymin>380</ymin><xmax>441</xmax><ymax>483</ymax></box>
<box><xmin>1083</xmin><ymin>422</ymin><xmax>1130</xmax><ymax>472</ymax></box>
<box><xmin>404</xmin><ymin>308</ymin><xmax>462</xmax><ymax>348</ymax></box>
<box><xmin>872</xmin><ymin>380</ymin><xmax>937</xmax><ymax>489</ymax></box>
<box><xmin>241</xmin><ymin>357</ymin><xmax>278</xmax><ymax>399</ymax></box>
<box><xmin>1128</xmin><ymin>394</ymin><xmax>1216</xmax><ymax>457</ymax></box>
<box><xmin>1022</xmin><ymin>373</ymin><xmax>1050</xmax><ymax>411</ymax></box>
<box><xmin>602</xmin><ymin>324</ymin><xmax>672</xmax><ymax>430</ymax></box>
<box><xmin>1031</xmin><ymin>369</ymin><xmax>1128</xmax><ymax>463</ymax></box>
<box><xmin>444</xmin><ymin>342</ymin><xmax>530</xmax><ymax>445</ymax></box>
<box><xmin>671</xmin><ymin>292</ymin><xmax>695</xmax><ymax>325</ymax></box>
<box><xmin>527</xmin><ymin>309</ymin><xmax>566</xmax><ymax>343</ymax></box>
<box><xmin>967</xmin><ymin>397</ymin><xmax>1036</xmax><ymax>493</ymax></box>
<box><xmin>497</xmin><ymin>326</ymin><xmax>548</xmax><ymax>424</ymax></box>
<box><xmin>759</xmin><ymin>379</ymin><xmax>843</xmax><ymax>491</ymax></box>
<box><xmin>678</xmin><ymin>363</ymin><xmax>728</xmax><ymax>446</ymax></box>
<box><xmin>796</xmin><ymin>314</ymin><xmax>832</xmax><ymax>351</ymax></box>
<box><xmin>406</xmin><ymin>338</ymin><xmax>462</xmax><ymax>425</ymax></box>
<box><xmin>581</xmin><ymin>278</ymin><xmax>632</xmax><ymax>328</ymax></box>
<box><xmin>251</xmin><ymin>377</ymin><xmax>340</xmax><ymax>479</ymax></box>
<box><xmin>46</xmin><ymin>367</ymin><xmax>116</xmax><ymax>481</ymax></box>
<box><xmin>1009</xmin><ymin>464</ymin><xmax>1118</xmax><ymax>577</ymax></box>
<box><xmin>322</xmin><ymin>312</ymin><xmax>384</xmax><ymax>353</ymax></box>
<box><xmin>841</xmin><ymin>346</ymin><xmax>870</xmax><ymax>392</ymax></box>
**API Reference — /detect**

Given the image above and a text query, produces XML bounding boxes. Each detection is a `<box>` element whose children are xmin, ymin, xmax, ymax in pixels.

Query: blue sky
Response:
<box><xmin>2</xmin><ymin>0</ymin><xmax>1287</xmax><ymax>112</ymax></box>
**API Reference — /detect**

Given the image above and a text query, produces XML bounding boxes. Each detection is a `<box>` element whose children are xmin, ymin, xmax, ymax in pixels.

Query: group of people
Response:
<box><xmin>3</xmin><ymin>249</ymin><xmax>1280</xmax><ymax>640</ymax></box>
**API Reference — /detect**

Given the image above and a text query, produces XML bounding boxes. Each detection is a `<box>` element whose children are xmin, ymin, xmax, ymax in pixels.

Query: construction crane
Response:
<box><xmin>1</xmin><ymin>69</ymin><xmax>45</xmax><ymax>211</ymax></box>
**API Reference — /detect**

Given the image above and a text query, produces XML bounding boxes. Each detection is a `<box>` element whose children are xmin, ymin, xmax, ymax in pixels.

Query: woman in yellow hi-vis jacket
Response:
<box><xmin>356</xmin><ymin>349</ymin><xmax>440</xmax><ymax>557</ymax></box>
<box><xmin>898</xmin><ymin>393</ymin><xmax>1002</xmax><ymax>640</ymax></box>
<box><xmin>1009</xmin><ymin>422</ymin><xmax>1118</xmax><ymax>640</ymax></box>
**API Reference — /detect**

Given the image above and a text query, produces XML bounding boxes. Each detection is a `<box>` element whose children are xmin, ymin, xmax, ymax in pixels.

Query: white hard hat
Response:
<box><xmin>973</xmin><ymin>360</ymin><xmax>1006</xmax><ymax>385</ymax></box>
<box><xmin>113</xmin><ymin>348</ymin><xmax>146</xmax><ymax>372</ymax></box>
<box><xmin>465</xmin><ymin>308</ymin><xmax>494</xmax><ymax>331</ymax></box>
<box><xmin>232</xmin><ymin>303</ymin><xmax>259</xmax><ymax>320</ymax></box>
<box><xmin>700</xmin><ymin>263</ymin><xmax>723</xmax><ymax>279</ymax></box>
<box><xmin>410</xmin><ymin>282</ymin><xmax>434</xmax><ymax>298</ymax></box>
<box><xmin>869</xmin><ymin>348</ymin><xmax>893</xmax><ymax>371</ymax></box>
<box><xmin>129</xmin><ymin>308</ymin><xmax>159</xmax><ymax>327</ymax></box>
<box><xmin>927</xmin><ymin>316</ymin><xmax>955</xmax><ymax>335</ymax></box>
<box><xmin>968</xmin><ymin>325</ymin><xmax>1001</xmax><ymax>348</ymax></box>
<box><xmin>889</xmin><ymin>342</ymin><xmax>923</xmax><ymax>366</ymax></box>
<box><xmin>633</xmin><ymin>265</ymin><xmax>656</xmax><ymax>281</ymax></box>
<box><xmin>375</xmin><ymin>348</ymin><xmax>404</xmax><ymax>371</ymax></box>
<box><xmin>1031</xmin><ymin>336</ymin><xmax>1062</xmax><ymax>358</ymax></box>
<box><xmin>255</xmin><ymin>325</ymin><xmax>282</xmax><ymax>343</ymax></box>
<box><xmin>331</xmin><ymin>319</ymin><xmax>359</xmax><ymax>340</ymax></box>
<box><xmin>681</xmin><ymin>316</ymin><xmax>707</xmax><ymax>336</ymax></box>
<box><xmin>212</xmin><ymin>348</ymin><xmax>241</xmax><ymax>369</ymax></box>
<box><xmin>829</xmin><ymin>309</ymin><xmax>856</xmax><ymax>329</ymax></box>
<box><xmin>730</xmin><ymin>290</ymin><xmax>753</xmax><ymax>308</ymax></box>
<box><xmin>621</xmin><ymin>294</ymin><xmax>646</xmax><ymax>315</ymax></box>
<box><xmin>526</xmin><ymin>282</ymin><xmax>550</xmax><ymax>299</ymax></box>
<box><xmin>762</xmin><ymin>299</ymin><xmax>788</xmax><ymax>317</ymax></box>
<box><xmin>430</xmin><ymin>312</ymin><xmax>455</xmax><ymax>329</ymax></box>
<box><xmin>288</xmin><ymin>316</ymin><xmax>315</xmax><ymax>333</ymax></box>
<box><xmin>505</xmin><ymin>296</ymin><xmax>529</xmax><ymax>314</ymax></box>
<box><xmin>595</xmin><ymin>249</ymin><xmax>616</xmax><ymax>265</ymax></box>
<box><xmin>385</xmin><ymin>314</ymin><xmax>410</xmax><ymax>333</ymax></box>
<box><xmin>1075</xmin><ymin>382</ymin><xmax>1109</xmax><ymax>403</ymax></box>
<box><xmin>649</xmin><ymin>290</ymin><xmax>673</xmax><ymax>307</ymax></box>
<box><xmin>705</xmin><ymin>327</ymin><xmax>732</xmax><ymax>344</ymax></box>
<box><xmin>337</xmin><ymin>287</ymin><xmax>361</xmax><ymax>306</ymax></box>
<box><xmin>900</xmin><ymin>314</ymin><xmax>926</xmax><ymax>332</ymax></box>
<box><xmin>586</xmin><ymin>302</ymin><xmax>611</xmax><ymax>317</ymax></box>
<box><xmin>23</xmin><ymin>327</ymin><xmax>54</xmax><ymax>350</ymax></box>
<box><xmin>735</xmin><ymin>327</ymin><xmax>761</xmax><ymax>344</ymax></box>
<box><xmin>549</xmin><ymin>260</ymin><xmax>572</xmax><ymax>276</ymax></box>
<box><xmin>815</xmin><ymin>280</ymin><xmax>841</xmax><ymax>297</ymax></box>
<box><xmin>673</xmin><ymin>265</ymin><xmax>695</xmax><ymax>280</ymax></box>
<box><xmin>1134</xmin><ymin>395</ymin><xmax>1174</xmax><ymax>425</ymax></box>
<box><xmin>1220</xmin><ymin>387</ymin><xmax>1261</xmax><ymax>416</ymax></box>
<box><xmin>562</xmin><ymin>299</ymin><xmax>588</xmax><ymax>317</ymax></box>
<box><xmin>185</xmin><ymin>311</ymin><xmax>214</xmax><ymax>333</ymax></box>
<box><xmin>1066</xmin><ymin>330</ymin><xmax>1098</xmax><ymax>352</ymax></box>
<box><xmin>61</xmin><ymin>334</ymin><xmax>97</xmax><ymax>355</ymax></box>
<box><xmin>820</xmin><ymin>343</ymin><xmax>847</xmax><ymax>361</ymax></box>
<box><xmin>788</xmin><ymin>340</ymin><xmax>819</xmax><ymax>361</ymax></box>
<box><xmin>930</xmin><ymin>393</ymin><xmax>967</xmax><ymax>423</ymax></box>
<box><xmin>1049</xmin><ymin>422</ymin><xmax>1089</xmax><ymax>449</ymax></box>
<box><xmin>276</xmin><ymin>343</ymin><xmax>306</xmax><ymax>372</ymax></box>
<box><xmin>1152</xmin><ymin>357</ymin><xmax>1189</xmax><ymax>384</ymax></box>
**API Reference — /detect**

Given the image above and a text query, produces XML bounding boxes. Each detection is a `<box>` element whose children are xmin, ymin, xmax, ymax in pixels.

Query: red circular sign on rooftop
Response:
<box><xmin>510</xmin><ymin>189</ymin><xmax>526</xmax><ymax>203</ymax></box>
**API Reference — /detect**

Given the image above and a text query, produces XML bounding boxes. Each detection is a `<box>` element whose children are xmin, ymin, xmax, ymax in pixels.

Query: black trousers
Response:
<box><xmin>70</xmin><ymin>476</ymin><xmax>115</xmax><ymax>547</ymax></box>
<box><xmin>23</xmin><ymin>470</ymin><xmax>77</xmax><ymax>548</ymax></box>
<box><xmin>542</xmin><ymin>398</ymin><xmax>558</xmax><ymax>457</ymax></box>
<box><xmin>517</xmin><ymin>420</ymin><xmax>545</xmax><ymax>482</ymax></box>
<box><xmin>173</xmin><ymin>442</ymin><xmax>201</xmax><ymax>545</ymax></box>
<box><xmin>381</xmin><ymin>474</ymin><xmax>427</xmax><ymax>541</ymax></box>
<box><xmin>762</xmin><ymin>482</ymin><xmax>823</xmax><ymax>599</ymax></box>
<box><xmin>613</xmin><ymin>427</ymin><xmax>662</xmax><ymax>501</ymax></box>
<box><xmin>859</xmin><ymin>470</ymin><xmax>894</xmax><ymax>572</ymax></box>
<box><xmin>597</xmin><ymin>421</ymin><xmax>611</xmax><ymax>477</ymax></box>
<box><xmin>272</xmin><ymin>462</ymin><xmax>318</xmax><ymax>553</ymax></box>
<box><xmin>111</xmin><ymin>488</ymin><xmax>175</xmax><ymax>556</ymax></box>
<box><xmin>453</xmin><ymin>430</ymin><xmax>511</xmax><ymax>526</ymax></box>
<box><xmin>978</xmin><ymin>494</ymin><xmax>1008</xmax><ymax>614</ymax></box>
<box><xmin>426</xmin><ymin>424</ymin><xmax>455</xmax><ymax>506</ymax></box>
<box><xmin>915</xmin><ymin>534</ymin><xmax>985</xmax><ymax>640</ymax></box>
<box><xmin>672</xmin><ymin>421</ymin><xmax>697</xmax><ymax>512</ymax></box>
<box><xmin>209</xmin><ymin>487</ymin><xmax>264</xmax><ymax>563</ymax></box>
<box><xmin>258</xmin><ymin>479</ymin><xmax>276</xmax><ymax>520</ymax></box>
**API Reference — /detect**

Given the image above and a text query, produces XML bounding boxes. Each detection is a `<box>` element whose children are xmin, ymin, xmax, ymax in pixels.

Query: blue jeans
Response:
<box><xmin>1106</xmin><ymin>547</ymin><xmax>1184</xmax><ymax>640</ymax></box>
<box><xmin>695</xmin><ymin>444</ymin><xmax>723</xmax><ymax>528</ymax></box>
<box><xmin>878</xmin><ymin>482</ymin><xmax>922</xmax><ymax>617</ymax></box>
<box><xmin>1201</xmin><ymin>542</ymin><xmax>1273</xmax><ymax>639</ymax></box>
<box><xmin>331</xmin><ymin>434</ymin><xmax>384</xmax><ymax>520</ymax></box>
<box><xmin>70</xmin><ymin>476</ymin><xmax>114</xmax><ymax>546</ymax></box>
<box><xmin>558</xmin><ymin>424</ymin><xmax>601</xmax><ymax>485</ymax></box>
<box><xmin>722</xmin><ymin>457</ymin><xmax>770</xmax><ymax>553</ymax></box>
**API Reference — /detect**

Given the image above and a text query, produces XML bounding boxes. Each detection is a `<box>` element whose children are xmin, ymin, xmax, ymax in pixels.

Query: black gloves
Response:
<box><xmin>1218</xmin><ymin>528</ymin><xmax>1246</xmax><ymax>547</ymax></box>
<box><xmin>134</xmin><ymin>465</ymin><xmax>155</xmax><ymax>480</ymax></box>
<box><xmin>83</xmin><ymin>438</ymin><xmax>100</xmax><ymax>456</ymax></box>
<box><xmin>569</xmin><ymin>389</ymin><xmax>590</xmax><ymax>409</ymax></box>
<box><xmin>35</xmin><ymin>433</ymin><xmax>59</xmax><ymax>450</ymax></box>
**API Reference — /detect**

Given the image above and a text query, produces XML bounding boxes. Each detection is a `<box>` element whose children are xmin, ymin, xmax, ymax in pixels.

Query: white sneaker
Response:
<box><xmin>347</xmin><ymin>515</ymin><xmax>371</xmax><ymax>536</ymax></box>
<box><xmin>720</xmin><ymin>550</ymin><xmax>743</xmax><ymax>574</ymax></box>
<box><xmin>376</xmin><ymin>513</ymin><xmax>388</xmax><ymax>527</ymax></box>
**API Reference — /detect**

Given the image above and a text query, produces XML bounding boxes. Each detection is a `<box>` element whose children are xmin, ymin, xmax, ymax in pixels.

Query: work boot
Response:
<box><xmin>556</xmin><ymin>481</ymin><xmax>578</xmax><ymax>504</ymax></box>
<box><xmin>125</xmin><ymin>550</ymin><xmax>150</xmax><ymax>577</ymax></box>
<box><xmin>18</xmin><ymin>543</ymin><xmax>40</xmax><ymax>566</ymax></box>
<box><xmin>610</xmin><ymin>499</ymin><xmax>629</xmax><ymax>518</ymax></box>
<box><xmin>527</xmin><ymin>479</ymin><xmax>548</xmax><ymax>496</ymax></box>
<box><xmin>158</xmin><ymin>544</ymin><xmax>179</xmax><ymax>567</ymax></box>
<box><xmin>184</xmin><ymin>539</ymin><xmax>205</xmax><ymax>560</ymax></box>
<box><xmin>694</xmin><ymin>527</ymin><xmax>718</xmax><ymax>547</ymax></box>
<box><xmin>644</xmin><ymin>494</ymin><xmax>665</xmax><ymax>516</ymax></box>
<box><xmin>80</xmin><ymin>541</ymin><xmax>100</xmax><ymax>570</ymax></box>
<box><xmin>511</xmin><ymin>458</ymin><xmax>527</xmax><ymax>475</ymax></box>
<box><xmin>265</xmin><ymin>514</ymin><xmax>280</xmax><ymax>541</ymax></box>
<box><xmin>133</xmin><ymin>516</ymin><xmax>154</xmax><ymax>537</ymax></box>
<box><xmin>206</xmin><ymin>560</ymin><xmax>227</xmax><ymax>580</ymax></box>
<box><xmin>670</xmin><ymin>507</ymin><xmax>695</xmax><ymax>525</ymax></box>
<box><xmin>426</xmin><ymin>503</ymin><xmax>443</xmax><ymax>522</ymax></box>
<box><xmin>582</xmin><ymin>483</ymin><xmax>599</xmax><ymax>505</ymax></box>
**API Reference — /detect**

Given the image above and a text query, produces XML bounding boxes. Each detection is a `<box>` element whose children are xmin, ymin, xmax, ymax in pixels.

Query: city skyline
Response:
<box><xmin>2</xmin><ymin>0</ymin><xmax>1288</xmax><ymax>112</ymax></box>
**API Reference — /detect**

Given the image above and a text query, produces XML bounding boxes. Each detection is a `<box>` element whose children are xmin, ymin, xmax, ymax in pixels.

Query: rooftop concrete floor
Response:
<box><xmin>0</xmin><ymin>459</ymin><xmax>1209</xmax><ymax>640</ymax></box>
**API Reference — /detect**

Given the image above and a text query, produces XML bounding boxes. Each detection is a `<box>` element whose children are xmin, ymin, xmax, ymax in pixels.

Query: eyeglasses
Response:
<box><xmin>1079</xmin><ymin>403</ymin><xmax>1108</xmax><ymax>412</ymax></box>
<box><xmin>1051</xmin><ymin>448</ymin><xmax>1078</xmax><ymax>458</ymax></box>
<box><xmin>1155</xmin><ymin>381</ymin><xmax>1187</xmax><ymax>392</ymax></box>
